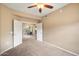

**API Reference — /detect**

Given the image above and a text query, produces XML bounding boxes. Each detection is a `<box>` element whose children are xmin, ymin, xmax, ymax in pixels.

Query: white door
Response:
<box><xmin>37</xmin><ymin>23</ymin><xmax>43</xmax><ymax>41</ymax></box>
<box><xmin>13</xmin><ymin>20</ymin><xmax>22</xmax><ymax>47</ymax></box>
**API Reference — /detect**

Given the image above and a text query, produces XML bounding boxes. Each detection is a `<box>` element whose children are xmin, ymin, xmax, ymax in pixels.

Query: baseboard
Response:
<box><xmin>0</xmin><ymin>47</ymin><xmax>12</xmax><ymax>55</ymax></box>
<box><xmin>44</xmin><ymin>41</ymin><xmax>79</xmax><ymax>56</ymax></box>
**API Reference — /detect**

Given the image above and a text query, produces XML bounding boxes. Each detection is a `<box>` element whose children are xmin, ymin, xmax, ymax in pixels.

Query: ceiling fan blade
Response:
<box><xmin>44</xmin><ymin>4</ymin><xmax>53</xmax><ymax>9</ymax></box>
<box><xmin>27</xmin><ymin>5</ymin><xmax>37</xmax><ymax>8</ymax></box>
<box><xmin>39</xmin><ymin>8</ymin><xmax>42</xmax><ymax>13</ymax></box>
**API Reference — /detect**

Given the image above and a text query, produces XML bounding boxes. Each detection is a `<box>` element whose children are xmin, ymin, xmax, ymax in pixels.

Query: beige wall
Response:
<box><xmin>0</xmin><ymin>5</ymin><xmax>1</xmax><ymax>53</ymax></box>
<box><xmin>42</xmin><ymin>4</ymin><xmax>79</xmax><ymax>55</ymax></box>
<box><xmin>1</xmin><ymin>5</ymin><xmax>13</xmax><ymax>54</ymax></box>
<box><xmin>0</xmin><ymin>4</ymin><xmax>40</xmax><ymax>54</ymax></box>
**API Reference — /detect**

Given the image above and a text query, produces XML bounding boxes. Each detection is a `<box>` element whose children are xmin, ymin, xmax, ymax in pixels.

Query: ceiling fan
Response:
<box><xmin>27</xmin><ymin>3</ymin><xmax>53</xmax><ymax>13</ymax></box>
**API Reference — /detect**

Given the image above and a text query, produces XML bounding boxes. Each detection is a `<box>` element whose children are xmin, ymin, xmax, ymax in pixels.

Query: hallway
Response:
<box><xmin>1</xmin><ymin>39</ymin><xmax>74</xmax><ymax>56</ymax></box>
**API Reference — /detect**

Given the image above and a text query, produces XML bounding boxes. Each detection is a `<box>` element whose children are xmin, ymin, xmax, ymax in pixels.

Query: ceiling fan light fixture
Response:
<box><xmin>27</xmin><ymin>3</ymin><xmax>54</xmax><ymax>13</ymax></box>
<box><xmin>37</xmin><ymin>3</ymin><xmax>44</xmax><ymax>9</ymax></box>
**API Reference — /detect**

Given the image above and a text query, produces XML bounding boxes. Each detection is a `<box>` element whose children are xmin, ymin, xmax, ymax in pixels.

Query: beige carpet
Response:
<box><xmin>1</xmin><ymin>39</ymin><xmax>74</xmax><ymax>56</ymax></box>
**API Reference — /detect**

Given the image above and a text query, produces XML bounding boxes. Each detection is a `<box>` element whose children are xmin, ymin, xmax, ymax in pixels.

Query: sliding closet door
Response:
<box><xmin>13</xmin><ymin>19</ymin><xmax>22</xmax><ymax>47</ymax></box>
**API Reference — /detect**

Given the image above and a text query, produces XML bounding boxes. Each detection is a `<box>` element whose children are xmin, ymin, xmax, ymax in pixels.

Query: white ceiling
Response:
<box><xmin>3</xmin><ymin>3</ymin><xmax>68</xmax><ymax>17</ymax></box>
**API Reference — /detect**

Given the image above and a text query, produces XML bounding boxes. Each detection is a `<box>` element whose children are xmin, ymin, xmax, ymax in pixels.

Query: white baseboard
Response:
<box><xmin>0</xmin><ymin>47</ymin><xmax>12</xmax><ymax>55</ymax></box>
<box><xmin>44</xmin><ymin>41</ymin><xmax>79</xmax><ymax>56</ymax></box>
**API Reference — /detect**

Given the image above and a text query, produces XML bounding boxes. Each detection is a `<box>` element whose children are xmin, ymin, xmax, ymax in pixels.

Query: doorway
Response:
<box><xmin>22</xmin><ymin>23</ymin><xmax>36</xmax><ymax>41</ymax></box>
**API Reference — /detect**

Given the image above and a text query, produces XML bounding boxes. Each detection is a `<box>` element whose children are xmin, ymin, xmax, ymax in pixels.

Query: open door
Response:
<box><xmin>37</xmin><ymin>23</ymin><xmax>43</xmax><ymax>41</ymax></box>
<box><xmin>13</xmin><ymin>19</ymin><xmax>22</xmax><ymax>47</ymax></box>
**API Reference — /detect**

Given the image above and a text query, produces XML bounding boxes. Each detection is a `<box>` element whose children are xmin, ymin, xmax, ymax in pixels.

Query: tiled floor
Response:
<box><xmin>1</xmin><ymin>39</ymin><xmax>75</xmax><ymax>56</ymax></box>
